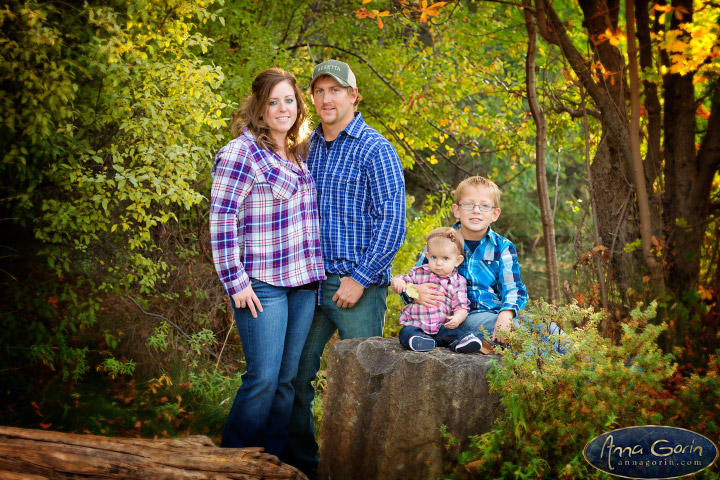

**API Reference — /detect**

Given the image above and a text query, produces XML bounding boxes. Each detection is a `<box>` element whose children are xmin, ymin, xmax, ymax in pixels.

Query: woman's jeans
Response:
<box><xmin>220</xmin><ymin>279</ymin><xmax>316</xmax><ymax>457</ymax></box>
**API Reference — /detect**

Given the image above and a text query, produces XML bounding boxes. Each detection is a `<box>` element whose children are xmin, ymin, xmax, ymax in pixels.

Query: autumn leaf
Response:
<box><xmin>698</xmin><ymin>285</ymin><xmax>714</xmax><ymax>301</ymax></box>
<box><xmin>697</xmin><ymin>104</ymin><xmax>711</xmax><ymax>119</ymax></box>
<box><xmin>354</xmin><ymin>8</ymin><xmax>390</xmax><ymax>28</ymax></box>
<box><xmin>416</xmin><ymin>0</ymin><xmax>448</xmax><ymax>23</ymax></box>
<box><xmin>31</xmin><ymin>401</ymin><xmax>44</xmax><ymax>417</ymax></box>
<box><xmin>39</xmin><ymin>423</ymin><xmax>52</xmax><ymax>429</ymax></box>
<box><xmin>375</xmin><ymin>10</ymin><xmax>390</xmax><ymax>29</ymax></box>
<box><xmin>355</xmin><ymin>7</ymin><xmax>372</xmax><ymax>19</ymax></box>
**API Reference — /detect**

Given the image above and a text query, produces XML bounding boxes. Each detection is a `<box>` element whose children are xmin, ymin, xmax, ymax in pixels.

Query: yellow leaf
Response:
<box><xmin>363</xmin><ymin>0</ymin><xmax>372</xmax><ymax>3</ymax></box>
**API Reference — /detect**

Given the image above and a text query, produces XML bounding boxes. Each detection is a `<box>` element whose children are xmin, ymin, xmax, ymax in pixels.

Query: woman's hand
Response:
<box><xmin>231</xmin><ymin>285</ymin><xmax>263</xmax><ymax>318</ymax></box>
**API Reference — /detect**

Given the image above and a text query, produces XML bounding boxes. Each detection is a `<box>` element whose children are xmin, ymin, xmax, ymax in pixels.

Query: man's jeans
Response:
<box><xmin>220</xmin><ymin>279</ymin><xmax>316</xmax><ymax>457</ymax></box>
<box><xmin>461</xmin><ymin>310</ymin><xmax>567</xmax><ymax>353</ymax></box>
<box><xmin>285</xmin><ymin>274</ymin><xmax>387</xmax><ymax>474</ymax></box>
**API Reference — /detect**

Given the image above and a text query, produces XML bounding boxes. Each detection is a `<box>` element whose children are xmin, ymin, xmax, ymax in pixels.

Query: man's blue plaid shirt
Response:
<box><xmin>308</xmin><ymin>112</ymin><xmax>406</xmax><ymax>288</ymax></box>
<box><xmin>415</xmin><ymin>223</ymin><xmax>528</xmax><ymax>314</ymax></box>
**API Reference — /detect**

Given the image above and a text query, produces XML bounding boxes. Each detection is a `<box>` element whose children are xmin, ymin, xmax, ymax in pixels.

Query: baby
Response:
<box><xmin>391</xmin><ymin>227</ymin><xmax>483</xmax><ymax>353</ymax></box>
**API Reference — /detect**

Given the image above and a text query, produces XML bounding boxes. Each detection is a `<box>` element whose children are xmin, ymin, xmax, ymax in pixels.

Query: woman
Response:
<box><xmin>209</xmin><ymin>68</ymin><xmax>325</xmax><ymax>457</ymax></box>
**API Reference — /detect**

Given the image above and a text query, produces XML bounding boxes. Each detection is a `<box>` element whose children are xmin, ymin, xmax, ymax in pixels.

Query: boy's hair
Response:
<box><xmin>454</xmin><ymin>176</ymin><xmax>502</xmax><ymax>208</ymax></box>
<box><xmin>426</xmin><ymin>227</ymin><xmax>464</xmax><ymax>256</ymax></box>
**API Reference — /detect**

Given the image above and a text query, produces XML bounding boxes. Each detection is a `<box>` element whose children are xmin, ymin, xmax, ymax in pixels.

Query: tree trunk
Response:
<box><xmin>626</xmin><ymin>0</ymin><xmax>665</xmax><ymax>291</ymax></box>
<box><xmin>523</xmin><ymin>0</ymin><xmax>559</xmax><ymax>302</ymax></box>
<box><xmin>0</xmin><ymin>426</ymin><xmax>306</xmax><ymax>480</ymax></box>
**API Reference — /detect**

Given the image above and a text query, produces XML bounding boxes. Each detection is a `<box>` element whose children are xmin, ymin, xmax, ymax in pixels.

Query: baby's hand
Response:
<box><xmin>444</xmin><ymin>314</ymin><xmax>462</xmax><ymax>329</ymax></box>
<box><xmin>391</xmin><ymin>276</ymin><xmax>407</xmax><ymax>294</ymax></box>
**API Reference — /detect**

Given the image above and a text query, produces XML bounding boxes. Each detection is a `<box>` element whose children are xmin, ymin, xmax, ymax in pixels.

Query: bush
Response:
<box><xmin>440</xmin><ymin>301</ymin><xmax>719</xmax><ymax>479</ymax></box>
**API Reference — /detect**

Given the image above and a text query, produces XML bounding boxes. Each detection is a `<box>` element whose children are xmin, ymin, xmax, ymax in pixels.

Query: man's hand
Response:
<box><xmin>391</xmin><ymin>276</ymin><xmax>407</xmax><ymax>294</ymax></box>
<box><xmin>333</xmin><ymin>276</ymin><xmax>365</xmax><ymax>309</ymax></box>
<box><xmin>444</xmin><ymin>309</ymin><xmax>468</xmax><ymax>329</ymax></box>
<box><xmin>414</xmin><ymin>283</ymin><xmax>445</xmax><ymax>307</ymax></box>
<box><xmin>492</xmin><ymin>310</ymin><xmax>515</xmax><ymax>343</ymax></box>
<box><xmin>231</xmin><ymin>285</ymin><xmax>263</xmax><ymax>319</ymax></box>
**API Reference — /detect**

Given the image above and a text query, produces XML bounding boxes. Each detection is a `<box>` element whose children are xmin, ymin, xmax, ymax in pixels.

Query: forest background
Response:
<box><xmin>1</xmin><ymin>0</ymin><xmax>719</xmax><ymax>478</ymax></box>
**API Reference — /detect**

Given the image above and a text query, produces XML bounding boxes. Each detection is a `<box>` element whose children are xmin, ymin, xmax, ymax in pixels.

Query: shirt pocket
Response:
<box><xmin>255</xmin><ymin>163</ymin><xmax>298</xmax><ymax>200</ymax></box>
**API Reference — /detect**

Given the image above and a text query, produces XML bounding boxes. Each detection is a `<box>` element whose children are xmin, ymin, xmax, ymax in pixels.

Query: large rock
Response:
<box><xmin>318</xmin><ymin>336</ymin><xmax>501</xmax><ymax>480</ymax></box>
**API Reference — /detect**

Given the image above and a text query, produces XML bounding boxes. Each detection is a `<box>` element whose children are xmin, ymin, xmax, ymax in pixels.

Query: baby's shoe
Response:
<box><xmin>455</xmin><ymin>334</ymin><xmax>482</xmax><ymax>353</ymax></box>
<box><xmin>408</xmin><ymin>336</ymin><xmax>436</xmax><ymax>352</ymax></box>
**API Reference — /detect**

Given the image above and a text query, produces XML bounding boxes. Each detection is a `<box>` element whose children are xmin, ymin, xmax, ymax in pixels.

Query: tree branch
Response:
<box><xmin>285</xmin><ymin>43</ymin><xmax>405</xmax><ymax>99</ymax></box>
<box><xmin>124</xmin><ymin>295</ymin><xmax>226</xmax><ymax>368</ymax></box>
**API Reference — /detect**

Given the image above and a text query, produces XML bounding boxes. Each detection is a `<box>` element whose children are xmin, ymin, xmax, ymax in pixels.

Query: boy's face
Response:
<box><xmin>426</xmin><ymin>239</ymin><xmax>464</xmax><ymax>277</ymax></box>
<box><xmin>452</xmin><ymin>185</ymin><xmax>501</xmax><ymax>241</ymax></box>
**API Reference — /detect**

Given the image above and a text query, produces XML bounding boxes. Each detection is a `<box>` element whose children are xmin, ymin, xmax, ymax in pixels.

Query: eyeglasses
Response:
<box><xmin>458</xmin><ymin>202</ymin><xmax>496</xmax><ymax>212</ymax></box>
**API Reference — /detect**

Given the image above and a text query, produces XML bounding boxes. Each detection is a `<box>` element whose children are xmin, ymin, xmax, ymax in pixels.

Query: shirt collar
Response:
<box><xmin>417</xmin><ymin>263</ymin><xmax>457</xmax><ymax>279</ymax></box>
<box><xmin>311</xmin><ymin>111</ymin><xmax>364</xmax><ymax>141</ymax></box>
<box><xmin>451</xmin><ymin>222</ymin><xmax>498</xmax><ymax>252</ymax></box>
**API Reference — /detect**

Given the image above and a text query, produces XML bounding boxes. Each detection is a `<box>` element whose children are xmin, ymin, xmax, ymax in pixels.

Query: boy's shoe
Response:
<box><xmin>408</xmin><ymin>336</ymin><xmax>436</xmax><ymax>352</ymax></box>
<box><xmin>455</xmin><ymin>334</ymin><xmax>482</xmax><ymax>354</ymax></box>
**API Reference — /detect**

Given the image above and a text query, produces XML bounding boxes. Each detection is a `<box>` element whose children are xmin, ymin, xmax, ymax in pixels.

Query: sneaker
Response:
<box><xmin>455</xmin><ymin>334</ymin><xmax>482</xmax><ymax>353</ymax></box>
<box><xmin>408</xmin><ymin>335</ymin><xmax>436</xmax><ymax>351</ymax></box>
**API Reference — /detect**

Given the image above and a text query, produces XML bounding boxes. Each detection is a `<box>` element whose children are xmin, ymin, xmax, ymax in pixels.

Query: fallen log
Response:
<box><xmin>0</xmin><ymin>426</ymin><xmax>307</xmax><ymax>480</ymax></box>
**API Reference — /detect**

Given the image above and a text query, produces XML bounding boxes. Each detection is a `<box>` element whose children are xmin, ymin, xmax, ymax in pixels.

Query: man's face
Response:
<box><xmin>311</xmin><ymin>76</ymin><xmax>356</xmax><ymax>130</ymax></box>
<box><xmin>452</xmin><ymin>185</ymin><xmax>501</xmax><ymax>241</ymax></box>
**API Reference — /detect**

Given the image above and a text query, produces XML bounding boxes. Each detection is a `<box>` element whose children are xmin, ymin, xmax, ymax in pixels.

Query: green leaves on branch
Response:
<box><xmin>1</xmin><ymin>0</ymin><xmax>229</xmax><ymax>379</ymax></box>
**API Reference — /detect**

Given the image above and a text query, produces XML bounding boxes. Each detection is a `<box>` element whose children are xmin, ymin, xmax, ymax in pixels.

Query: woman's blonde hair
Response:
<box><xmin>230</xmin><ymin>68</ymin><xmax>311</xmax><ymax>160</ymax></box>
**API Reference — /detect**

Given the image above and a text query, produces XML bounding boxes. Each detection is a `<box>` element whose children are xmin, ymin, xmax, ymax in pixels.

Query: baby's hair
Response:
<box><xmin>454</xmin><ymin>176</ymin><xmax>502</xmax><ymax>208</ymax></box>
<box><xmin>426</xmin><ymin>227</ymin><xmax>464</xmax><ymax>255</ymax></box>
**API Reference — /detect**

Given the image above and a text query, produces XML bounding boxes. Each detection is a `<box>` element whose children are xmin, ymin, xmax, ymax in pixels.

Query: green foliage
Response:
<box><xmin>1</xmin><ymin>0</ymin><xmax>228</xmax><ymax>388</ymax></box>
<box><xmin>442</xmin><ymin>301</ymin><xmax>684</xmax><ymax>479</ymax></box>
<box><xmin>147</xmin><ymin>322</ymin><xmax>171</xmax><ymax>352</ymax></box>
<box><xmin>99</xmin><ymin>358</ymin><xmax>136</xmax><ymax>379</ymax></box>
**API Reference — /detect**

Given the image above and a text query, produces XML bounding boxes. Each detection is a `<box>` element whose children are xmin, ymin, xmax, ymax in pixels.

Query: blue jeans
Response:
<box><xmin>398</xmin><ymin>325</ymin><xmax>474</xmax><ymax>350</ymax></box>
<box><xmin>220</xmin><ymin>279</ymin><xmax>316</xmax><ymax>457</ymax></box>
<box><xmin>285</xmin><ymin>274</ymin><xmax>387</xmax><ymax>473</ymax></box>
<box><xmin>461</xmin><ymin>310</ymin><xmax>567</xmax><ymax>353</ymax></box>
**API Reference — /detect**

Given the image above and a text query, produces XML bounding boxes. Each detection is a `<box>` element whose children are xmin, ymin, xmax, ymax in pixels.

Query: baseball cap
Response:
<box><xmin>310</xmin><ymin>60</ymin><xmax>357</xmax><ymax>89</ymax></box>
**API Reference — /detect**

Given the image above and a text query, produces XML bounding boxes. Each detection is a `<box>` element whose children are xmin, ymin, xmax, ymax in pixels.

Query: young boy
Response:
<box><xmin>413</xmin><ymin>176</ymin><xmax>530</xmax><ymax>345</ymax></box>
<box><xmin>391</xmin><ymin>227</ymin><xmax>483</xmax><ymax>353</ymax></box>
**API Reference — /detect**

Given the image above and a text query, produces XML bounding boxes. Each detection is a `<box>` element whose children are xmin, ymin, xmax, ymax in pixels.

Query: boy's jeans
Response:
<box><xmin>220</xmin><ymin>279</ymin><xmax>316</xmax><ymax>456</ymax></box>
<box><xmin>461</xmin><ymin>310</ymin><xmax>567</xmax><ymax>353</ymax></box>
<box><xmin>285</xmin><ymin>274</ymin><xmax>387</xmax><ymax>475</ymax></box>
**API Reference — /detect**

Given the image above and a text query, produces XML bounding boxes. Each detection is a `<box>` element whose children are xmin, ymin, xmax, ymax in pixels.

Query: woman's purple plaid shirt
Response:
<box><xmin>210</xmin><ymin>129</ymin><xmax>325</xmax><ymax>296</ymax></box>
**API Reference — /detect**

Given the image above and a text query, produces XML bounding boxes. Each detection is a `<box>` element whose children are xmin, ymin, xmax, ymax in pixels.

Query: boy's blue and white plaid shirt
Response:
<box><xmin>415</xmin><ymin>223</ymin><xmax>528</xmax><ymax>314</ymax></box>
<box><xmin>308</xmin><ymin>112</ymin><xmax>406</xmax><ymax>288</ymax></box>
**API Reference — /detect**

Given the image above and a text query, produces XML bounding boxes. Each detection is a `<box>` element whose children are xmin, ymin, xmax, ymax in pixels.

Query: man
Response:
<box><xmin>284</xmin><ymin>59</ymin><xmax>406</xmax><ymax>478</ymax></box>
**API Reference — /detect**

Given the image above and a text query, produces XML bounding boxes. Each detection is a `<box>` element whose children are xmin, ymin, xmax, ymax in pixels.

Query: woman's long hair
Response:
<box><xmin>230</xmin><ymin>68</ymin><xmax>311</xmax><ymax>161</ymax></box>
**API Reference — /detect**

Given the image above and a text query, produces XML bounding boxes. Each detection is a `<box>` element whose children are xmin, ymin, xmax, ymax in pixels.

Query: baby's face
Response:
<box><xmin>426</xmin><ymin>239</ymin><xmax>463</xmax><ymax>277</ymax></box>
